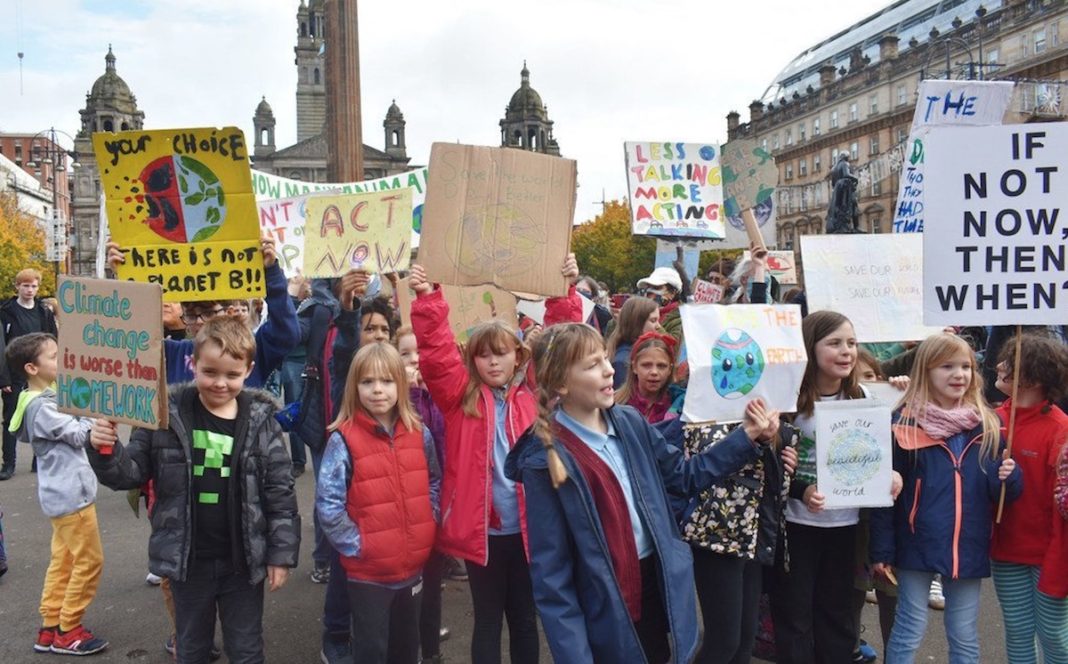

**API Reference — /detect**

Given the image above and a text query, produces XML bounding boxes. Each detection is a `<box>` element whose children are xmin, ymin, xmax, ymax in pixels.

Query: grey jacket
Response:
<box><xmin>88</xmin><ymin>384</ymin><xmax>300</xmax><ymax>583</ymax></box>
<box><xmin>10</xmin><ymin>389</ymin><xmax>95</xmax><ymax>518</ymax></box>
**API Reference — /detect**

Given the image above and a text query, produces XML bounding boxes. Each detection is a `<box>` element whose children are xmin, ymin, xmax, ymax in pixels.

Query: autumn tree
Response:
<box><xmin>0</xmin><ymin>192</ymin><xmax>56</xmax><ymax>297</ymax></box>
<box><xmin>571</xmin><ymin>200</ymin><xmax>656</xmax><ymax>293</ymax></box>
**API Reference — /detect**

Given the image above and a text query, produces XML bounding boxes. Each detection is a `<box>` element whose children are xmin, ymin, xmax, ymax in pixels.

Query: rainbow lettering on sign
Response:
<box><xmin>624</xmin><ymin>141</ymin><xmax>726</xmax><ymax>240</ymax></box>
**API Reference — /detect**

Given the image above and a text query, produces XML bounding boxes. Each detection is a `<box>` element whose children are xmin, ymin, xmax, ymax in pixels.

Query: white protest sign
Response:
<box><xmin>892</xmin><ymin>80</ymin><xmax>1014</xmax><ymax>233</ymax></box>
<box><xmin>923</xmin><ymin>123</ymin><xmax>1068</xmax><ymax>326</ymax></box>
<box><xmin>815</xmin><ymin>399</ymin><xmax>893</xmax><ymax>509</ymax></box>
<box><xmin>516</xmin><ymin>293</ymin><xmax>594</xmax><ymax>325</ymax></box>
<box><xmin>680</xmin><ymin>304</ymin><xmax>806</xmax><ymax>422</ymax></box>
<box><xmin>624</xmin><ymin>142</ymin><xmax>726</xmax><ymax>239</ymax></box>
<box><xmin>862</xmin><ymin>381</ymin><xmax>904</xmax><ymax>407</ymax></box>
<box><xmin>801</xmin><ymin>234</ymin><xmax>942</xmax><ymax>342</ymax></box>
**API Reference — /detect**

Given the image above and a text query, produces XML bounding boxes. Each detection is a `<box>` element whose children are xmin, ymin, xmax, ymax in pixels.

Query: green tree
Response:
<box><xmin>0</xmin><ymin>193</ymin><xmax>56</xmax><ymax>297</ymax></box>
<box><xmin>572</xmin><ymin>200</ymin><xmax>656</xmax><ymax>293</ymax></box>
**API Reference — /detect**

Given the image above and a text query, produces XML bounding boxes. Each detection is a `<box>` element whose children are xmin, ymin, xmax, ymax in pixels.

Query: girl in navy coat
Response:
<box><xmin>871</xmin><ymin>333</ymin><xmax>1021</xmax><ymax>664</ymax></box>
<box><xmin>506</xmin><ymin>323</ymin><xmax>779</xmax><ymax>663</ymax></box>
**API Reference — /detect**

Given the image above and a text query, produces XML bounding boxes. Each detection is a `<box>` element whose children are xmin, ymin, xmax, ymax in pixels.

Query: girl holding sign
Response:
<box><xmin>989</xmin><ymin>336</ymin><xmax>1068</xmax><ymax>664</ymax></box>
<box><xmin>505</xmin><ymin>322</ymin><xmax>780</xmax><ymax>664</ymax></box>
<box><xmin>870</xmin><ymin>334</ymin><xmax>1021</xmax><ymax>664</ymax></box>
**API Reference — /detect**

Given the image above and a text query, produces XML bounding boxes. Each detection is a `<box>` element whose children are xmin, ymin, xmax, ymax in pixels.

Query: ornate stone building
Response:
<box><xmin>69</xmin><ymin>46</ymin><xmax>145</xmax><ymax>275</ymax></box>
<box><xmin>251</xmin><ymin>0</ymin><xmax>411</xmax><ymax>181</ymax></box>
<box><xmin>726</xmin><ymin>0</ymin><xmax>1067</xmax><ymax>255</ymax></box>
<box><xmin>499</xmin><ymin>62</ymin><xmax>561</xmax><ymax>155</ymax></box>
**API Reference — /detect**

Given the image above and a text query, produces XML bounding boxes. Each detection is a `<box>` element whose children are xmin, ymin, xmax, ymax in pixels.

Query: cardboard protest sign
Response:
<box><xmin>720</xmin><ymin>137</ymin><xmax>778</xmax><ymax>249</ymax></box>
<box><xmin>624</xmin><ymin>142</ymin><xmax>726</xmax><ymax>240</ymax></box>
<box><xmin>815</xmin><ymin>399</ymin><xmax>894</xmax><ymax>509</ymax></box>
<box><xmin>302</xmin><ymin>189</ymin><xmax>412</xmax><ymax>277</ymax></box>
<box><xmin>680</xmin><ymin>304</ymin><xmax>806</xmax><ymax>422</ymax></box>
<box><xmin>419</xmin><ymin>143</ymin><xmax>576</xmax><ymax>298</ymax></box>
<box><xmin>395</xmin><ymin>281</ymin><xmax>518</xmax><ymax>343</ymax></box>
<box><xmin>256</xmin><ymin>167</ymin><xmax>430</xmax><ymax>275</ymax></box>
<box><xmin>743</xmin><ymin>249</ymin><xmax>798</xmax><ymax>284</ymax></box>
<box><xmin>55</xmin><ymin>277</ymin><xmax>167</xmax><ymax>429</ymax></box>
<box><xmin>892</xmin><ymin>80</ymin><xmax>1013</xmax><ymax>233</ymax></box>
<box><xmin>691</xmin><ymin>279</ymin><xmax>724</xmax><ymax>304</ymax></box>
<box><xmin>93</xmin><ymin>127</ymin><xmax>264</xmax><ymax>301</ymax></box>
<box><xmin>801</xmin><ymin>234</ymin><xmax>941</xmax><ymax>342</ymax></box>
<box><xmin>922</xmin><ymin>123</ymin><xmax>1068</xmax><ymax>326</ymax></box>
<box><xmin>516</xmin><ymin>293</ymin><xmax>594</xmax><ymax>325</ymax></box>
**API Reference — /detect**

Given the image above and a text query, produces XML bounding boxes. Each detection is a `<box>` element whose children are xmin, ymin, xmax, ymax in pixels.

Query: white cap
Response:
<box><xmin>637</xmin><ymin>266</ymin><xmax>682</xmax><ymax>292</ymax></box>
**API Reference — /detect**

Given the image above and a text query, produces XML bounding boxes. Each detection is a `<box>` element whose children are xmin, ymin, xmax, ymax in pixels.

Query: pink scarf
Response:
<box><xmin>917</xmin><ymin>403</ymin><xmax>981</xmax><ymax>439</ymax></box>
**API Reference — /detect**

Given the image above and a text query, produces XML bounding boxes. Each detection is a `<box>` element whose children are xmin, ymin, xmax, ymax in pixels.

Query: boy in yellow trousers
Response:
<box><xmin>7</xmin><ymin>332</ymin><xmax>107</xmax><ymax>656</ymax></box>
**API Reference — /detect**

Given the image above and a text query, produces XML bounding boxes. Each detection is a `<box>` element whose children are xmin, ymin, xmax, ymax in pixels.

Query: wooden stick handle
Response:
<box><xmin>741</xmin><ymin>209</ymin><xmax>767</xmax><ymax>256</ymax></box>
<box><xmin>995</xmin><ymin>325</ymin><xmax>1023</xmax><ymax>524</ymax></box>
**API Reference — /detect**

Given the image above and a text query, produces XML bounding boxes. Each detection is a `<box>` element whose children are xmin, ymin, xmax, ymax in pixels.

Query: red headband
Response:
<box><xmin>630</xmin><ymin>331</ymin><xmax>678</xmax><ymax>364</ymax></box>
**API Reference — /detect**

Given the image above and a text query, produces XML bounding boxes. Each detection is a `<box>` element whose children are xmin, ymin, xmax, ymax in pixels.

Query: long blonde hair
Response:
<box><xmin>330</xmin><ymin>343</ymin><xmax>421</xmax><ymax>433</ymax></box>
<box><xmin>531</xmin><ymin>323</ymin><xmax>607</xmax><ymax>488</ymax></box>
<box><xmin>460</xmin><ymin>321</ymin><xmax>531</xmax><ymax>417</ymax></box>
<box><xmin>896</xmin><ymin>333</ymin><xmax>1001</xmax><ymax>460</ymax></box>
<box><xmin>606</xmin><ymin>296</ymin><xmax>657</xmax><ymax>360</ymax></box>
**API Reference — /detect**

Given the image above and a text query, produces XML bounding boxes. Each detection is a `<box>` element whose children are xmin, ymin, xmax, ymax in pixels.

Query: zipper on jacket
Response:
<box><xmin>939</xmin><ymin>438</ymin><xmax>976</xmax><ymax>580</ymax></box>
<box><xmin>908</xmin><ymin>479</ymin><xmax>922</xmax><ymax>534</ymax></box>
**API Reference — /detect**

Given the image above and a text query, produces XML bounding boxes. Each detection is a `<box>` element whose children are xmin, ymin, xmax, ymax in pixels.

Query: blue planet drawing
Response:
<box><xmin>69</xmin><ymin>377</ymin><xmax>92</xmax><ymax>410</ymax></box>
<box><xmin>827</xmin><ymin>429</ymin><xmax>882</xmax><ymax>485</ymax></box>
<box><xmin>710</xmin><ymin>328</ymin><xmax>766</xmax><ymax>399</ymax></box>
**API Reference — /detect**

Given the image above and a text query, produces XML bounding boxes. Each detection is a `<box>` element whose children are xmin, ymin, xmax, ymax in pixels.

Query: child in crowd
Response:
<box><xmin>87</xmin><ymin>317</ymin><xmax>300</xmax><ymax>663</ymax></box>
<box><xmin>871</xmin><ymin>333</ymin><xmax>1021</xmax><ymax>663</ymax></box>
<box><xmin>316</xmin><ymin>342</ymin><xmax>441</xmax><ymax>664</ymax></box>
<box><xmin>506</xmin><ymin>322</ymin><xmax>780</xmax><ymax>663</ymax></box>
<box><xmin>407</xmin><ymin>256</ymin><xmax>579</xmax><ymax>664</ymax></box>
<box><xmin>606</xmin><ymin>297</ymin><xmax>660</xmax><ymax>388</ymax></box>
<box><xmin>990</xmin><ymin>335</ymin><xmax>1068</xmax><ymax>664</ymax></box>
<box><xmin>614</xmin><ymin>331</ymin><xmax>684</xmax><ymax>424</ymax></box>
<box><xmin>7</xmin><ymin>333</ymin><xmax>107</xmax><ymax>655</ymax></box>
<box><xmin>771</xmin><ymin>311</ymin><xmax>874</xmax><ymax>664</ymax></box>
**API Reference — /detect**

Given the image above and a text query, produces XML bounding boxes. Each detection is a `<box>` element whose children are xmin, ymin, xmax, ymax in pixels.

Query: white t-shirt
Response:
<box><xmin>785</xmin><ymin>391</ymin><xmax>865</xmax><ymax>528</ymax></box>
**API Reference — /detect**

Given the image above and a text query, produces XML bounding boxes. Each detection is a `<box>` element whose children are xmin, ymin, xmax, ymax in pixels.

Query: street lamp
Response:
<box><xmin>24</xmin><ymin>127</ymin><xmax>79</xmax><ymax>288</ymax></box>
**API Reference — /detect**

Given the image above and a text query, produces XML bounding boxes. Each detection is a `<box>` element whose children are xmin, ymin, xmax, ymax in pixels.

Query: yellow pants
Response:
<box><xmin>40</xmin><ymin>504</ymin><xmax>103</xmax><ymax>631</ymax></box>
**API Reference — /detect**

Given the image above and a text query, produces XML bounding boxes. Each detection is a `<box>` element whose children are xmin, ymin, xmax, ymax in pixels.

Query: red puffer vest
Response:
<box><xmin>336</xmin><ymin>413</ymin><xmax>436</xmax><ymax>584</ymax></box>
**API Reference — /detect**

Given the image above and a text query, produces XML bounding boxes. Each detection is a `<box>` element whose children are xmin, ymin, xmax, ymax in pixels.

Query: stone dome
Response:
<box><xmin>386</xmin><ymin>99</ymin><xmax>404</xmax><ymax>121</ymax></box>
<box><xmin>89</xmin><ymin>46</ymin><xmax>135</xmax><ymax>103</ymax></box>
<box><xmin>255</xmin><ymin>96</ymin><xmax>274</xmax><ymax>116</ymax></box>
<box><xmin>506</xmin><ymin>63</ymin><xmax>547</xmax><ymax>119</ymax></box>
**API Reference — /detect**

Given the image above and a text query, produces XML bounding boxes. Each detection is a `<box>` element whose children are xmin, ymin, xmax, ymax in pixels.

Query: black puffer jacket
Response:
<box><xmin>89</xmin><ymin>384</ymin><xmax>300</xmax><ymax>583</ymax></box>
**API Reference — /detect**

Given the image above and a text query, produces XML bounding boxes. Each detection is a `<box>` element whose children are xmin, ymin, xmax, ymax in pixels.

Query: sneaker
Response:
<box><xmin>320</xmin><ymin>634</ymin><xmax>353</xmax><ymax>664</ymax></box>
<box><xmin>51</xmin><ymin>625</ymin><xmax>108</xmax><ymax>655</ymax></box>
<box><xmin>164</xmin><ymin>636</ymin><xmax>176</xmax><ymax>656</ymax></box>
<box><xmin>34</xmin><ymin>626</ymin><xmax>57</xmax><ymax>653</ymax></box>
<box><xmin>0</xmin><ymin>468</ymin><xmax>12</xmax><ymax>481</ymax></box>
<box><xmin>439</xmin><ymin>626</ymin><xmax>450</xmax><ymax>642</ymax></box>
<box><xmin>444</xmin><ymin>557</ymin><xmax>468</xmax><ymax>582</ymax></box>
<box><xmin>852</xmin><ymin>639</ymin><xmax>877</xmax><ymax>663</ymax></box>
<box><xmin>146</xmin><ymin>572</ymin><xmax>163</xmax><ymax>586</ymax></box>
<box><xmin>310</xmin><ymin>563</ymin><xmax>330</xmax><ymax>584</ymax></box>
<box><xmin>292</xmin><ymin>465</ymin><xmax>306</xmax><ymax>478</ymax></box>
<box><xmin>865</xmin><ymin>589</ymin><xmax>877</xmax><ymax>604</ymax></box>
<box><xmin>929</xmin><ymin>577</ymin><xmax>946</xmax><ymax>611</ymax></box>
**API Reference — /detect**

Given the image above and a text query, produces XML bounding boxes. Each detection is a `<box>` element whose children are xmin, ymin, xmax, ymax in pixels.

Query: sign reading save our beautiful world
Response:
<box><xmin>56</xmin><ymin>277</ymin><xmax>167</xmax><ymax>429</ymax></box>
<box><xmin>814</xmin><ymin>399</ymin><xmax>893</xmax><ymax>509</ymax></box>
<box><xmin>93</xmin><ymin>127</ymin><xmax>265</xmax><ymax>302</ymax></box>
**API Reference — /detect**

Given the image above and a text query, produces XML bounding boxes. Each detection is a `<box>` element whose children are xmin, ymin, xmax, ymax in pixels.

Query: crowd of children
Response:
<box><xmin>1</xmin><ymin>240</ymin><xmax>1066</xmax><ymax>664</ymax></box>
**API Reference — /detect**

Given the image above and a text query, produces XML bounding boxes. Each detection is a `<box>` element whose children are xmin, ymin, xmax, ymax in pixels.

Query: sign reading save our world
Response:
<box><xmin>56</xmin><ymin>277</ymin><xmax>167</xmax><ymax>429</ymax></box>
<box><xmin>93</xmin><ymin>127</ymin><xmax>265</xmax><ymax>301</ymax></box>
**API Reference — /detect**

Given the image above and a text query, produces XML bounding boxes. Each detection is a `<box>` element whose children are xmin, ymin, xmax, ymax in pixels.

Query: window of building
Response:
<box><xmin>1021</xmin><ymin>34</ymin><xmax>1031</xmax><ymax>57</ymax></box>
<box><xmin>850</xmin><ymin>141</ymin><xmax>859</xmax><ymax>160</ymax></box>
<box><xmin>897</xmin><ymin>84</ymin><xmax>907</xmax><ymax>106</ymax></box>
<box><xmin>772</xmin><ymin>134</ymin><xmax>780</xmax><ymax>150</ymax></box>
<box><xmin>1051</xmin><ymin>21</ymin><xmax>1060</xmax><ymax>47</ymax></box>
<box><xmin>872</xmin><ymin>180</ymin><xmax>882</xmax><ymax>196</ymax></box>
<box><xmin>785</xmin><ymin>129</ymin><xmax>793</xmax><ymax>146</ymax></box>
<box><xmin>814</xmin><ymin>153</ymin><xmax>822</xmax><ymax>172</ymax></box>
<box><xmin>799</xmin><ymin>158</ymin><xmax>808</xmax><ymax>177</ymax></box>
<box><xmin>896</xmin><ymin>126</ymin><xmax>909</xmax><ymax>144</ymax></box>
<box><xmin>871</xmin><ymin>215</ymin><xmax>883</xmax><ymax>233</ymax></box>
<box><xmin>870</xmin><ymin>135</ymin><xmax>880</xmax><ymax>155</ymax></box>
<box><xmin>799</xmin><ymin>123</ymin><xmax>806</xmax><ymax>142</ymax></box>
<box><xmin>813</xmin><ymin>117</ymin><xmax>821</xmax><ymax>136</ymax></box>
<box><xmin>831</xmin><ymin>147</ymin><xmax>839</xmax><ymax>162</ymax></box>
<box><xmin>314</xmin><ymin>68</ymin><xmax>321</xmax><ymax>85</ymax></box>
<box><xmin>1035</xmin><ymin>28</ymin><xmax>1047</xmax><ymax>54</ymax></box>
<box><xmin>986</xmin><ymin>47</ymin><xmax>999</xmax><ymax>65</ymax></box>
<box><xmin>849</xmin><ymin>102</ymin><xmax>859</xmax><ymax>123</ymax></box>
<box><xmin>785</xmin><ymin>163</ymin><xmax>794</xmax><ymax>180</ymax></box>
<box><xmin>869</xmin><ymin>94</ymin><xmax>879</xmax><ymax>114</ymax></box>
<box><xmin>830</xmin><ymin>109</ymin><xmax>839</xmax><ymax>129</ymax></box>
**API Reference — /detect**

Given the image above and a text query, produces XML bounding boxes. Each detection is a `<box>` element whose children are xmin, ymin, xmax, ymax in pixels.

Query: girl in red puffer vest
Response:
<box><xmin>316</xmin><ymin>342</ymin><xmax>441</xmax><ymax>664</ymax></box>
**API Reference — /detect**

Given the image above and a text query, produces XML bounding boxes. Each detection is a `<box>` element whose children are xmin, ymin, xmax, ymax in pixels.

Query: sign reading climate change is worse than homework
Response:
<box><xmin>922</xmin><ymin>123</ymin><xmax>1068</xmax><ymax>326</ymax></box>
<box><xmin>624</xmin><ymin>142</ymin><xmax>726</xmax><ymax>240</ymax></box>
<box><xmin>93</xmin><ymin>127</ymin><xmax>265</xmax><ymax>302</ymax></box>
<box><xmin>56</xmin><ymin>277</ymin><xmax>167</xmax><ymax>429</ymax></box>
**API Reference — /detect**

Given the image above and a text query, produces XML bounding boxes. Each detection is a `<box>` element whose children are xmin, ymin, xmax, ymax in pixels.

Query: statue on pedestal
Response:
<box><xmin>825</xmin><ymin>154</ymin><xmax>862</xmax><ymax>234</ymax></box>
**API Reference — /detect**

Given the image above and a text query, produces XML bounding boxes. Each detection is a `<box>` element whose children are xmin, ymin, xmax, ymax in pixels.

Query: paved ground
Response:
<box><xmin>0</xmin><ymin>460</ymin><xmax>1009</xmax><ymax>663</ymax></box>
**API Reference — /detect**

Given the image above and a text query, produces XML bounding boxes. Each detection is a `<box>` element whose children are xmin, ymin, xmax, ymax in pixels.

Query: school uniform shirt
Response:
<box><xmin>785</xmin><ymin>393</ymin><xmax>862</xmax><ymax>528</ymax></box>
<box><xmin>190</xmin><ymin>398</ymin><xmax>237</xmax><ymax>560</ymax></box>
<box><xmin>490</xmin><ymin>390</ymin><xmax>521</xmax><ymax>535</ymax></box>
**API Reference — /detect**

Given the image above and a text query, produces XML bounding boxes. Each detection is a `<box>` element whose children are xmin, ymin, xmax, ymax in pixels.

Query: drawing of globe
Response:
<box><xmin>827</xmin><ymin>429</ymin><xmax>882</xmax><ymax>486</ymax></box>
<box><xmin>445</xmin><ymin>204</ymin><xmax>540</xmax><ymax>278</ymax></box>
<box><xmin>139</xmin><ymin>155</ymin><xmax>227</xmax><ymax>244</ymax></box>
<box><xmin>710</xmin><ymin>328</ymin><xmax>765</xmax><ymax>399</ymax></box>
<box><xmin>69</xmin><ymin>377</ymin><xmax>92</xmax><ymax>410</ymax></box>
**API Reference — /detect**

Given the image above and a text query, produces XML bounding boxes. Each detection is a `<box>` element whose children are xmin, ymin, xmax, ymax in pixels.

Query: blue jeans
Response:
<box><xmin>279</xmin><ymin>359</ymin><xmax>306</xmax><ymax>468</ymax></box>
<box><xmin>887</xmin><ymin>569</ymin><xmax>982</xmax><ymax>664</ymax></box>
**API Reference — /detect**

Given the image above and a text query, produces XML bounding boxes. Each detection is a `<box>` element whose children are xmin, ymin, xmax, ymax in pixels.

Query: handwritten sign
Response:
<box><xmin>743</xmin><ymin>249</ymin><xmax>798</xmax><ymax>284</ymax></box>
<box><xmin>55</xmin><ymin>277</ymin><xmax>166</xmax><ymax>429</ymax></box>
<box><xmin>655</xmin><ymin>239</ymin><xmax>712</xmax><ymax>279</ymax></box>
<box><xmin>892</xmin><ymin>80</ymin><xmax>1014</xmax><ymax>233</ymax></box>
<box><xmin>720</xmin><ymin>137</ymin><xmax>778</xmax><ymax>249</ymax></box>
<box><xmin>801</xmin><ymin>234</ymin><xmax>941</xmax><ymax>342</ymax></box>
<box><xmin>419</xmin><ymin>143</ymin><xmax>576</xmax><ymax>298</ymax></box>
<box><xmin>815</xmin><ymin>399</ymin><xmax>893</xmax><ymax>509</ymax></box>
<box><xmin>302</xmin><ymin>189</ymin><xmax>412</xmax><ymax>277</ymax></box>
<box><xmin>624</xmin><ymin>142</ymin><xmax>726</xmax><ymax>239</ymax></box>
<box><xmin>680</xmin><ymin>304</ymin><xmax>806</xmax><ymax>422</ymax></box>
<box><xmin>691</xmin><ymin>279</ymin><xmax>724</xmax><ymax>304</ymax></box>
<box><xmin>93</xmin><ymin>127</ymin><xmax>265</xmax><ymax>301</ymax></box>
<box><xmin>396</xmin><ymin>279</ymin><xmax>518</xmax><ymax>343</ymax></box>
<box><xmin>922</xmin><ymin>123</ymin><xmax>1068</xmax><ymax>326</ymax></box>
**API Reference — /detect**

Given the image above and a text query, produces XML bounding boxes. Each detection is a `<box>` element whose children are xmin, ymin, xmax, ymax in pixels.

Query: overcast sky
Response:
<box><xmin>2</xmin><ymin>0</ymin><xmax>891</xmax><ymax>223</ymax></box>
